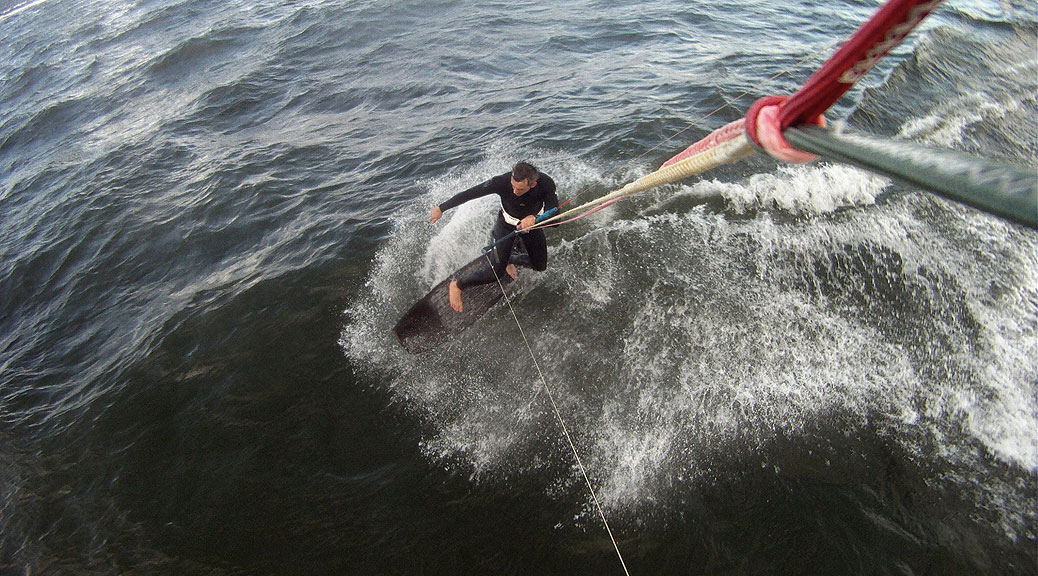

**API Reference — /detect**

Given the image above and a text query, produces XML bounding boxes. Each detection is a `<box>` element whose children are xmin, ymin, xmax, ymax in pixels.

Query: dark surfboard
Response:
<box><xmin>392</xmin><ymin>245</ymin><xmax>522</xmax><ymax>354</ymax></box>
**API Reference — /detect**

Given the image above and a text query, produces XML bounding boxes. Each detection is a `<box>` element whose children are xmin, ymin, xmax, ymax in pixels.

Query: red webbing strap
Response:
<box><xmin>744</xmin><ymin>96</ymin><xmax>788</xmax><ymax>151</ymax></box>
<box><xmin>778</xmin><ymin>0</ymin><xmax>943</xmax><ymax>129</ymax></box>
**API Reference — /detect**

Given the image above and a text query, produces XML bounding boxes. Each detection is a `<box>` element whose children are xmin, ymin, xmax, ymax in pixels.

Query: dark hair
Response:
<box><xmin>511</xmin><ymin>161</ymin><xmax>539</xmax><ymax>184</ymax></box>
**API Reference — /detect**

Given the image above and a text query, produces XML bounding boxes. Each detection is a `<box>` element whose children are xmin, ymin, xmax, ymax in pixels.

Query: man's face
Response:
<box><xmin>511</xmin><ymin>177</ymin><xmax>535</xmax><ymax>196</ymax></box>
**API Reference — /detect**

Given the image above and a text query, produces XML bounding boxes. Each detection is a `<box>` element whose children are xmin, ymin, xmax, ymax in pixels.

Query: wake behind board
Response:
<box><xmin>393</xmin><ymin>242</ymin><xmax>524</xmax><ymax>354</ymax></box>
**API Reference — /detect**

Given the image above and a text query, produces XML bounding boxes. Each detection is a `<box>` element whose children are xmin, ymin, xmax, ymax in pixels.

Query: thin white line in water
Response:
<box><xmin>0</xmin><ymin>0</ymin><xmax>53</xmax><ymax>24</ymax></box>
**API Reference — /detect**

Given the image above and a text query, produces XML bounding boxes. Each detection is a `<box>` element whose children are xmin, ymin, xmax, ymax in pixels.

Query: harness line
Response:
<box><xmin>538</xmin><ymin>134</ymin><xmax>756</xmax><ymax>228</ymax></box>
<box><xmin>482</xmin><ymin>251</ymin><xmax>632</xmax><ymax>576</ymax></box>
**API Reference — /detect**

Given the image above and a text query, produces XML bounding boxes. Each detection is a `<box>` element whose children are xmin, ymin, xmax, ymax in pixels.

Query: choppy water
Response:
<box><xmin>1</xmin><ymin>0</ymin><xmax>1036</xmax><ymax>574</ymax></box>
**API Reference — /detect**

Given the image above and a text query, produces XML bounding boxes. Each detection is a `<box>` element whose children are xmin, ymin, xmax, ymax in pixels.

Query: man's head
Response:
<box><xmin>510</xmin><ymin>161</ymin><xmax>539</xmax><ymax>196</ymax></box>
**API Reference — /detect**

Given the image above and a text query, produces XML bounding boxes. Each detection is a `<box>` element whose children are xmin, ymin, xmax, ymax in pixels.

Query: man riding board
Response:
<box><xmin>429</xmin><ymin>161</ymin><xmax>559</xmax><ymax>312</ymax></box>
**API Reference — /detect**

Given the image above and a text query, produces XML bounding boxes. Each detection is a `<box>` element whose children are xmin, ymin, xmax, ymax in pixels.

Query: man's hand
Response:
<box><xmin>430</xmin><ymin>206</ymin><xmax>443</xmax><ymax>223</ymax></box>
<box><xmin>518</xmin><ymin>215</ymin><xmax>536</xmax><ymax>232</ymax></box>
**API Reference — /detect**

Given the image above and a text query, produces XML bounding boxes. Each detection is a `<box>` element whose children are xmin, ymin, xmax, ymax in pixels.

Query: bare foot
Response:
<box><xmin>448</xmin><ymin>280</ymin><xmax>464</xmax><ymax>312</ymax></box>
<box><xmin>505</xmin><ymin>263</ymin><xmax>518</xmax><ymax>280</ymax></box>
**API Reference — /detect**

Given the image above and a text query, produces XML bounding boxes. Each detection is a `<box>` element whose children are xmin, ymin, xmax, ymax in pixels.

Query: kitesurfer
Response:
<box><xmin>429</xmin><ymin>161</ymin><xmax>559</xmax><ymax>312</ymax></box>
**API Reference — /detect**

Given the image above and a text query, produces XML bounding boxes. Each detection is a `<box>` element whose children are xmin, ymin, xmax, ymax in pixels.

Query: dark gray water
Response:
<box><xmin>1</xmin><ymin>0</ymin><xmax>1035</xmax><ymax>574</ymax></box>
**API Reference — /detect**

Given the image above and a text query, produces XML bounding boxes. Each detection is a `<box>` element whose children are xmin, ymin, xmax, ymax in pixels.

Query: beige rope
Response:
<box><xmin>537</xmin><ymin>134</ymin><xmax>755</xmax><ymax>227</ymax></box>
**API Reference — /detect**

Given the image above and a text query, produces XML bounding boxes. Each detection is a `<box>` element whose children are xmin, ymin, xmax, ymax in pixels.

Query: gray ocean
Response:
<box><xmin>1</xmin><ymin>0</ymin><xmax>1036</xmax><ymax>574</ymax></box>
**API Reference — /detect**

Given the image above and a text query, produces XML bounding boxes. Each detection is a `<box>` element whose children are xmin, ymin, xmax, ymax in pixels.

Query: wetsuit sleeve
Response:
<box><xmin>542</xmin><ymin>177</ymin><xmax>559</xmax><ymax>213</ymax></box>
<box><xmin>437</xmin><ymin>178</ymin><xmax>497</xmax><ymax>213</ymax></box>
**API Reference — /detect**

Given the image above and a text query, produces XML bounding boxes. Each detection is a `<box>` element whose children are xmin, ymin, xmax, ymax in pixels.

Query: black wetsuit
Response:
<box><xmin>438</xmin><ymin>171</ymin><xmax>559</xmax><ymax>289</ymax></box>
